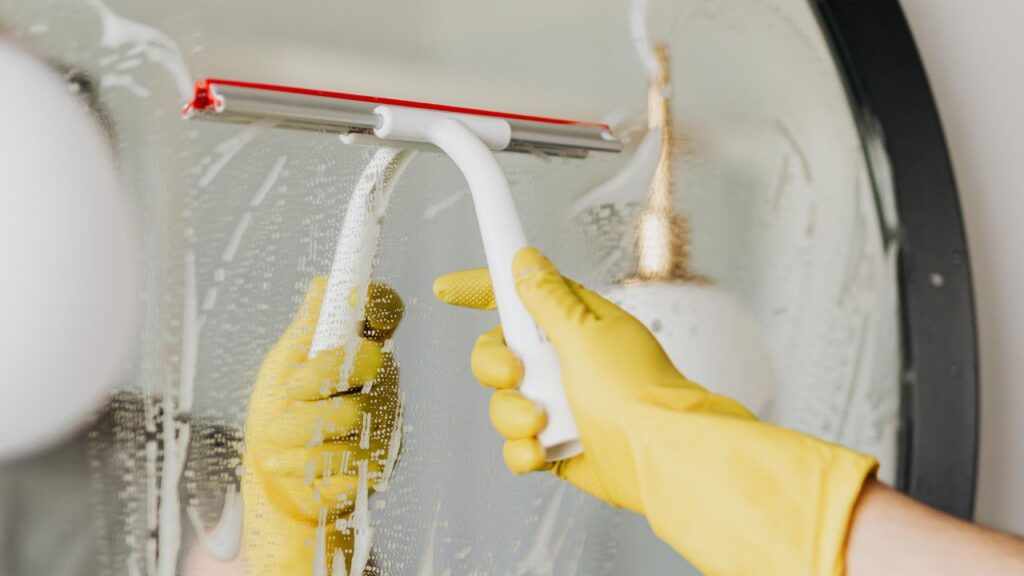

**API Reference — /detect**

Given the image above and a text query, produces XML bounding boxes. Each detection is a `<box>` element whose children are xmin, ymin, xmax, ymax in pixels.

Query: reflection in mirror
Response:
<box><xmin>0</xmin><ymin>0</ymin><xmax>899</xmax><ymax>574</ymax></box>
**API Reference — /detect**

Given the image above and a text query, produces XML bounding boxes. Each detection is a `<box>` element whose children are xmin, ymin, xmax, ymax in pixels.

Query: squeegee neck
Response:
<box><xmin>373</xmin><ymin>104</ymin><xmax>583</xmax><ymax>460</ymax></box>
<box><xmin>373</xmin><ymin>105</ymin><xmax>529</xmax><ymax>345</ymax></box>
<box><xmin>374</xmin><ymin>105</ymin><xmax>512</xmax><ymax>151</ymax></box>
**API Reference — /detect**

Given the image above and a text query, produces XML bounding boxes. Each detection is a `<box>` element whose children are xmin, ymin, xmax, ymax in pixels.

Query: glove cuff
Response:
<box><xmin>817</xmin><ymin>448</ymin><xmax>879</xmax><ymax>576</ymax></box>
<box><xmin>630</xmin><ymin>409</ymin><xmax>878</xmax><ymax>576</ymax></box>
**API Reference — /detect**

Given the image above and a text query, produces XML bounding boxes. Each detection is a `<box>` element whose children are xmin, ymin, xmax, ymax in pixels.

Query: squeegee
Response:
<box><xmin>185</xmin><ymin>78</ymin><xmax>622</xmax><ymax>460</ymax></box>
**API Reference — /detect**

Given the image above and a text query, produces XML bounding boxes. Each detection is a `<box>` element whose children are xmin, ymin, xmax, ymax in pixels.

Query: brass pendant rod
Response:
<box><xmin>630</xmin><ymin>43</ymin><xmax>696</xmax><ymax>282</ymax></box>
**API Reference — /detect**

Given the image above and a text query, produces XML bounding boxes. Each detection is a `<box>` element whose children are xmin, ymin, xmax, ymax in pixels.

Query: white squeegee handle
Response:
<box><xmin>375</xmin><ymin>105</ymin><xmax>582</xmax><ymax>461</ymax></box>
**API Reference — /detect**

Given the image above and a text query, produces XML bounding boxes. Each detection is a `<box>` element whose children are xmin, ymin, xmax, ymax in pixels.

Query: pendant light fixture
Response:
<box><xmin>603</xmin><ymin>43</ymin><xmax>777</xmax><ymax>416</ymax></box>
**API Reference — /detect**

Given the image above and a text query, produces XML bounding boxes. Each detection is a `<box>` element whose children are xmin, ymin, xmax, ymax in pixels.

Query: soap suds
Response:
<box><xmin>512</xmin><ymin>485</ymin><xmax>571</xmax><ymax>576</ymax></box>
<box><xmin>309</xmin><ymin>147</ymin><xmax>415</xmax><ymax>357</ymax></box>
<box><xmin>251</xmin><ymin>155</ymin><xmax>288</xmax><ymax>207</ymax></box>
<box><xmin>417</xmin><ymin>503</ymin><xmax>442</xmax><ymax>576</ymax></box>
<box><xmin>221</xmin><ymin>212</ymin><xmax>252</xmax><ymax>262</ymax></box>
<box><xmin>310</xmin><ymin>147</ymin><xmax>416</xmax><ymax>575</ymax></box>
<box><xmin>630</xmin><ymin>0</ymin><xmax>658</xmax><ymax>79</ymax></box>
<box><xmin>359</xmin><ymin>412</ymin><xmax>372</xmax><ymax>450</ymax></box>
<box><xmin>375</xmin><ymin>393</ymin><xmax>404</xmax><ymax>493</ymax></box>
<box><xmin>200</xmin><ymin>287</ymin><xmax>218</xmax><ymax>311</ymax></box>
<box><xmin>84</xmin><ymin>0</ymin><xmax>192</xmax><ymax>100</ymax></box>
<box><xmin>157</xmin><ymin>388</ymin><xmax>183</xmax><ymax>576</ymax></box>
<box><xmin>348</xmin><ymin>460</ymin><xmax>374</xmax><ymax>575</ymax></box>
<box><xmin>199</xmin><ymin>121</ymin><xmax>277</xmax><ymax>188</ymax></box>
<box><xmin>421</xmin><ymin>189</ymin><xmax>470</xmax><ymax>220</ymax></box>
<box><xmin>564</xmin><ymin>129</ymin><xmax>661</xmax><ymax>223</ymax></box>
<box><xmin>101</xmin><ymin>73</ymin><xmax>151</xmax><ymax>97</ymax></box>
<box><xmin>185</xmin><ymin>487</ymin><xmax>243</xmax><ymax>561</ymax></box>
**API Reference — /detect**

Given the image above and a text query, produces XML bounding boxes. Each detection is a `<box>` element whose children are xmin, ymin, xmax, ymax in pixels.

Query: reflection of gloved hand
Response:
<box><xmin>243</xmin><ymin>277</ymin><xmax>402</xmax><ymax>575</ymax></box>
<box><xmin>434</xmin><ymin>247</ymin><xmax>877</xmax><ymax>576</ymax></box>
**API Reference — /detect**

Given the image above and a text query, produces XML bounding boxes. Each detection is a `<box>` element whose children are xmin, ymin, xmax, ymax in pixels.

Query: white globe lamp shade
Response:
<box><xmin>604</xmin><ymin>281</ymin><xmax>776</xmax><ymax>417</ymax></box>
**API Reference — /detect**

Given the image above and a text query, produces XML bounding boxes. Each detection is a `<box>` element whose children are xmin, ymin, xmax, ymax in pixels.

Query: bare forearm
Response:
<box><xmin>846</xmin><ymin>479</ymin><xmax>1024</xmax><ymax>576</ymax></box>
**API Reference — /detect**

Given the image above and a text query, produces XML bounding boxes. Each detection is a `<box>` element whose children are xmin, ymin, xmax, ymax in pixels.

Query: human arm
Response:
<box><xmin>846</xmin><ymin>479</ymin><xmax>1024</xmax><ymax>576</ymax></box>
<box><xmin>434</xmin><ymin>247</ymin><xmax>1024</xmax><ymax>576</ymax></box>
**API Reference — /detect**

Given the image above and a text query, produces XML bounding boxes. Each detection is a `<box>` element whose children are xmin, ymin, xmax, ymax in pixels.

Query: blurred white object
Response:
<box><xmin>597</xmin><ymin>44</ymin><xmax>776</xmax><ymax>416</ymax></box>
<box><xmin>0</xmin><ymin>40</ymin><xmax>136</xmax><ymax>460</ymax></box>
<box><xmin>605</xmin><ymin>282</ymin><xmax>775</xmax><ymax>416</ymax></box>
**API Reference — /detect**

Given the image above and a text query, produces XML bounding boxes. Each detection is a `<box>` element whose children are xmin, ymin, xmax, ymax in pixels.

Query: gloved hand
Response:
<box><xmin>434</xmin><ymin>247</ymin><xmax>877</xmax><ymax>576</ymax></box>
<box><xmin>243</xmin><ymin>277</ymin><xmax>403</xmax><ymax>575</ymax></box>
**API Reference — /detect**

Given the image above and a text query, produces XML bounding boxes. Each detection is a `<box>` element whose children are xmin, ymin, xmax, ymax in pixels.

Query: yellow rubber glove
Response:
<box><xmin>434</xmin><ymin>248</ymin><xmax>877</xmax><ymax>576</ymax></box>
<box><xmin>243</xmin><ymin>277</ymin><xmax>403</xmax><ymax>575</ymax></box>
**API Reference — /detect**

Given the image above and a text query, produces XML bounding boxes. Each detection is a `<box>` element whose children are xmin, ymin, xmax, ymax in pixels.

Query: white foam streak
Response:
<box><xmin>417</xmin><ymin>503</ymin><xmax>441</xmax><ymax>576</ymax></box>
<box><xmin>221</xmin><ymin>212</ymin><xmax>252</xmax><ymax>263</ymax></box>
<box><xmin>565</xmin><ymin>128</ymin><xmax>661</xmax><ymax>222</ymax></box>
<box><xmin>199</xmin><ymin>120</ymin><xmax>276</xmax><ymax>188</ymax></box>
<box><xmin>178</xmin><ymin>250</ymin><xmax>200</xmax><ymax>414</ymax></box>
<box><xmin>421</xmin><ymin>189</ymin><xmax>470</xmax><ymax>220</ymax></box>
<box><xmin>101</xmin><ymin>73</ymin><xmax>151</xmax><ymax>97</ymax></box>
<box><xmin>310</xmin><ymin>147</ymin><xmax>415</xmax><ymax>358</ymax></box>
<box><xmin>84</xmin><ymin>0</ymin><xmax>192</xmax><ymax>100</ymax></box>
<box><xmin>251</xmin><ymin>156</ymin><xmax>288</xmax><ymax>207</ymax></box>
<box><xmin>185</xmin><ymin>487</ymin><xmax>243</xmax><ymax>562</ymax></box>
<box><xmin>630</xmin><ymin>0</ymin><xmax>658</xmax><ymax>80</ymax></box>
<box><xmin>375</xmin><ymin>393</ymin><xmax>404</xmax><ymax>493</ymax></box>
<box><xmin>512</xmin><ymin>484</ymin><xmax>569</xmax><ymax>576</ymax></box>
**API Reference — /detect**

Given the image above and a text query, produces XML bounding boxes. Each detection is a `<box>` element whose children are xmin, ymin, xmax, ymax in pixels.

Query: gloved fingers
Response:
<box><xmin>564</xmin><ymin>277</ymin><xmax>626</xmax><ymax>320</ymax></box>
<box><xmin>258</xmin><ymin>462</ymin><xmax>383</xmax><ymax>523</ymax></box>
<box><xmin>471</xmin><ymin>325</ymin><xmax>523</xmax><ymax>389</ymax></box>
<box><xmin>253</xmin><ymin>473</ymin><xmax>355</xmax><ymax>522</ymax></box>
<box><xmin>490</xmin><ymin>390</ymin><xmax>546</xmax><ymax>439</ymax></box>
<box><xmin>267</xmin><ymin>276</ymin><xmax>329</xmax><ymax>364</ymax></box>
<box><xmin>502</xmin><ymin>438</ymin><xmax>548</xmax><ymax>475</ymax></box>
<box><xmin>364</xmin><ymin>282</ymin><xmax>404</xmax><ymax>340</ymax></box>
<box><xmin>432</xmin><ymin>268</ymin><xmax>601</xmax><ymax>316</ymax></box>
<box><xmin>317</xmin><ymin>460</ymin><xmax>386</xmax><ymax>520</ymax></box>
<box><xmin>255</xmin><ymin>439</ymin><xmax>390</xmax><ymax>479</ymax></box>
<box><xmin>513</xmin><ymin>247</ymin><xmax>597</xmax><ymax>349</ymax></box>
<box><xmin>358</xmin><ymin>355</ymin><xmax>402</xmax><ymax>438</ymax></box>
<box><xmin>257</xmin><ymin>396</ymin><xmax>375</xmax><ymax>447</ymax></box>
<box><xmin>284</xmin><ymin>339</ymin><xmax>384</xmax><ymax>401</ymax></box>
<box><xmin>318</xmin><ymin>369</ymin><xmax>401</xmax><ymax>444</ymax></box>
<box><xmin>252</xmin><ymin>354</ymin><xmax>401</xmax><ymax>448</ymax></box>
<box><xmin>431</xmin><ymin>263</ymin><xmax>613</xmax><ymax>324</ymax></box>
<box><xmin>240</xmin><ymin>503</ymin><xmax>358</xmax><ymax>576</ymax></box>
<box><xmin>268</xmin><ymin>278</ymin><xmax>403</xmax><ymax>365</ymax></box>
<box><xmin>432</xmin><ymin>268</ymin><xmax>497</xmax><ymax>310</ymax></box>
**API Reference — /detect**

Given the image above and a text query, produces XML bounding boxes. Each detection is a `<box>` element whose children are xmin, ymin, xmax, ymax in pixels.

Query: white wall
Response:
<box><xmin>899</xmin><ymin>0</ymin><xmax>1024</xmax><ymax>535</ymax></box>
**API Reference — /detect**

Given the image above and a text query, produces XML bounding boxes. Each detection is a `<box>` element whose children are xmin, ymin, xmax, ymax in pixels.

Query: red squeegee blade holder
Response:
<box><xmin>184</xmin><ymin>78</ymin><xmax>610</xmax><ymax>130</ymax></box>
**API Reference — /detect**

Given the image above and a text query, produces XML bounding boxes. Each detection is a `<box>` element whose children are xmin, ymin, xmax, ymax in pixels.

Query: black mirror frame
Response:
<box><xmin>812</xmin><ymin>0</ymin><xmax>979</xmax><ymax>519</ymax></box>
